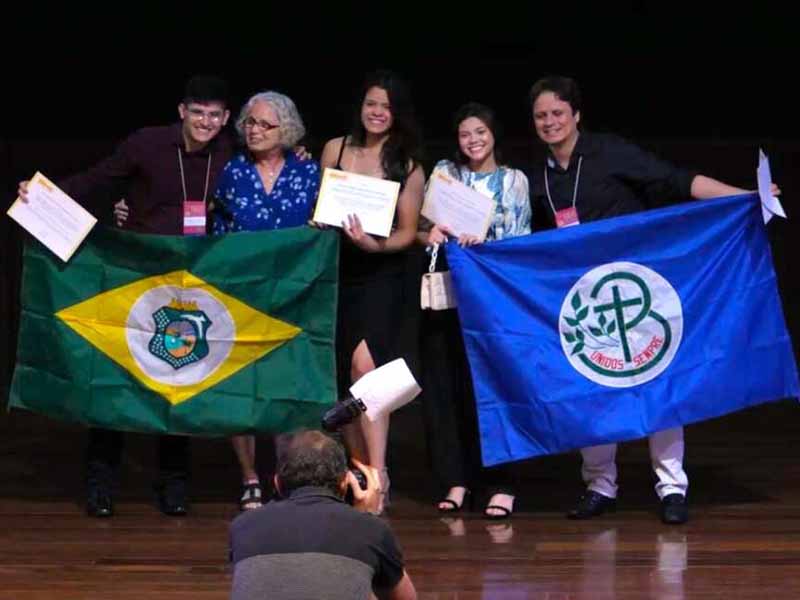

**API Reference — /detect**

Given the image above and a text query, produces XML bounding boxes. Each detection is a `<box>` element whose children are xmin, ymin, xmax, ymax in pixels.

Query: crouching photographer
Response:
<box><xmin>229</xmin><ymin>430</ymin><xmax>417</xmax><ymax>600</ymax></box>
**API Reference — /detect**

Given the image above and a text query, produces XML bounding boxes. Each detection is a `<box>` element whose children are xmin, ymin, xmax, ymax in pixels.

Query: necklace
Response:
<box><xmin>258</xmin><ymin>157</ymin><xmax>284</xmax><ymax>185</ymax></box>
<box><xmin>268</xmin><ymin>158</ymin><xmax>284</xmax><ymax>177</ymax></box>
<box><xmin>271</xmin><ymin>158</ymin><xmax>284</xmax><ymax>177</ymax></box>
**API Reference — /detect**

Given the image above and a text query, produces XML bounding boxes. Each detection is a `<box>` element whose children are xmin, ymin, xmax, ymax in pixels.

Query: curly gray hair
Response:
<box><xmin>235</xmin><ymin>91</ymin><xmax>306</xmax><ymax>148</ymax></box>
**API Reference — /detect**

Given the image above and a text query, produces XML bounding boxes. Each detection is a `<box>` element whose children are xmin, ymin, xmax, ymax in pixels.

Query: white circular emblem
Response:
<box><xmin>126</xmin><ymin>286</ymin><xmax>234</xmax><ymax>386</ymax></box>
<box><xmin>559</xmin><ymin>262</ymin><xmax>683</xmax><ymax>388</ymax></box>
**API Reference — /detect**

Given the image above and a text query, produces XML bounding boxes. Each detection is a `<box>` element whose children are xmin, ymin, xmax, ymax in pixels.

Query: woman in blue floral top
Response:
<box><xmin>418</xmin><ymin>102</ymin><xmax>531</xmax><ymax>519</ymax></box>
<box><xmin>212</xmin><ymin>91</ymin><xmax>320</xmax><ymax>512</ymax></box>
<box><xmin>212</xmin><ymin>93</ymin><xmax>320</xmax><ymax>234</ymax></box>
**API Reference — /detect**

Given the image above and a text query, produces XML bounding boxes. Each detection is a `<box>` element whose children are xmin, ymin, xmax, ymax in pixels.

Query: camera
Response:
<box><xmin>344</xmin><ymin>466</ymin><xmax>368</xmax><ymax>505</ymax></box>
<box><xmin>350</xmin><ymin>467</ymin><xmax>368</xmax><ymax>490</ymax></box>
<box><xmin>321</xmin><ymin>394</ymin><xmax>367</xmax><ymax>432</ymax></box>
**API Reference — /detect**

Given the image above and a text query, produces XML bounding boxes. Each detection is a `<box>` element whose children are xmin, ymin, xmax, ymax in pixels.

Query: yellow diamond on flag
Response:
<box><xmin>56</xmin><ymin>270</ymin><xmax>301</xmax><ymax>405</ymax></box>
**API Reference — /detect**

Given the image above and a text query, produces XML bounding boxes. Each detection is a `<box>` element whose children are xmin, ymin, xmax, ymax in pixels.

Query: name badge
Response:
<box><xmin>555</xmin><ymin>207</ymin><xmax>580</xmax><ymax>228</ymax></box>
<box><xmin>183</xmin><ymin>200</ymin><xmax>206</xmax><ymax>236</ymax></box>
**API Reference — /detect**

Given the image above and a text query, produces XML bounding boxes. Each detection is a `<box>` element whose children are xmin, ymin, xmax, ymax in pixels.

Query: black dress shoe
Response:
<box><xmin>155</xmin><ymin>479</ymin><xmax>188</xmax><ymax>516</ymax></box>
<box><xmin>87</xmin><ymin>485</ymin><xmax>114</xmax><ymax>518</ymax></box>
<box><xmin>660</xmin><ymin>494</ymin><xmax>688</xmax><ymax>525</ymax></box>
<box><xmin>567</xmin><ymin>491</ymin><xmax>617</xmax><ymax>520</ymax></box>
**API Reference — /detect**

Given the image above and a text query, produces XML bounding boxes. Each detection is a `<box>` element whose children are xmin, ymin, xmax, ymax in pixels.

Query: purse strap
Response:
<box><xmin>428</xmin><ymin>243</ymin><xmax>440</xmax><ymax>273</ymax></box>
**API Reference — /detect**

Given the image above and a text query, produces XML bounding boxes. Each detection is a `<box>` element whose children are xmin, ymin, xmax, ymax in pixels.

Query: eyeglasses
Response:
<box><xmin>243</xmin><ymin>117</ymin><xmax>280</xmax><ymax>132</ymax></box>
<box><xmin>187</xmin><ymin>107</ymin><xmax>225</xmax><ymax>123</ymax></box>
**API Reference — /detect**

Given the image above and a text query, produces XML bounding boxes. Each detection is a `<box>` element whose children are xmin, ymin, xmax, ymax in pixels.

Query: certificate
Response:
<box><xmin>6</xmin><ymin>171</ymin><xmax>97</xmax><ymax>262</ymax></box>
<box><xmin>421</xmin><ymin>170</ymin><xmax>496</xmax><ymax>241</ymax></box>
<box><xmin>349</xmin><ymin>358</ymin><xmax>421</xmax><ymax>422</ymax></box>
<box><xmin>757</xmin><ymin>148</ymin><xmax>785</xmax><ymax>224</ymax></box>
<box><xmin>313</xmin><ymin>168</ymin><xmax>400</xmax><ymax>238</ymax></box>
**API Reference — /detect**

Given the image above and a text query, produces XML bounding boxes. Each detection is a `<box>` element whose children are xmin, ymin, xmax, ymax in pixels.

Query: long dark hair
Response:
<box><xmin>452</xmin><ymin>102</ymin><xmax>504</xmax><ymax>166</ymax></box>
<box><xmin>350</xmin><ymin>70</ymin><xmax>422</xmax><ymax>188</ymax></box>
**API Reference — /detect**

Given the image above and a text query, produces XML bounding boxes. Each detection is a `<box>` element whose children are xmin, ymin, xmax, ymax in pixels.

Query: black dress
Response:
<box><xmin>333</xmin><ymin>138</ymin><xmax>410</xmax><ymax>396</ymax></box>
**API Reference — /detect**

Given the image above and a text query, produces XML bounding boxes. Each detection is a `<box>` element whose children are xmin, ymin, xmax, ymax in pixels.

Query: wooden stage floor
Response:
<box><xmin>0</xmin><ymin>400</ymin><xmax>799</xmax><ymax>599</ymax></box>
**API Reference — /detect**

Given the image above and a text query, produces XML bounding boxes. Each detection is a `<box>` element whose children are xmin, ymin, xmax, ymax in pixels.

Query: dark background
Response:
<box><xmin>3</xmin><ymin>5</ymin><xmax>799</xmax><ymax>141</ymax></box>
<box><xmin>3</xmin><ymin>3</ymin><xmax>799</xmax><ymax>399</ymax></box>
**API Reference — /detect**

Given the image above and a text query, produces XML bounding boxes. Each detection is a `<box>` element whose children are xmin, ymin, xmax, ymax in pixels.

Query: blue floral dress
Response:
<box><xmin>212</xmin><ymin>151</ymin><xmax>320</xmax><ymax>233</ymax></box>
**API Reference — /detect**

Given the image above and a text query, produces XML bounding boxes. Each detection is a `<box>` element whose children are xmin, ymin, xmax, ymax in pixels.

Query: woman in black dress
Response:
<box><xmin>320</xmin><ymin>70</ymin><xmax>425</xmax><ymax>513</ymax></box>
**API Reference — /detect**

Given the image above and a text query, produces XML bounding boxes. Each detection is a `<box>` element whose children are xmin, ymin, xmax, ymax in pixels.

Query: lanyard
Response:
<box><xmin>544</xmin><ymin>155</ymin><xmax>583</xmax><ymax>218</ymax></box>
<box><xmin>177</xmin><ymin>147</ymin><xmax>212</xmax><ymax>203</ymax></box>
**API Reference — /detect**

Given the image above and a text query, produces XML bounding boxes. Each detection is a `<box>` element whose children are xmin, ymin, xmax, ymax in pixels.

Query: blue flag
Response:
<box><xmin>446</xmin><ymin>194</ymin><xmax>799</xmax><ymax>466</ymax></box>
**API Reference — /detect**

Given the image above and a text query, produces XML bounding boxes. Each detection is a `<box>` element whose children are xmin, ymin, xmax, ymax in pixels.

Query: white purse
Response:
<box><xmin>420</xmin><ymin>243</ymin><xmax>458</xmax><ymax>310</ymax></box>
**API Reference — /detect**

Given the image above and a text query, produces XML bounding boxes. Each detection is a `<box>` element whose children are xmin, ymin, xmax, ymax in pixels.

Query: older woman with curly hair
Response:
<box><xmin>212</xmin><ymin>91</ymin><xmax>321</xmax><ymax>510</ymax></box>
<box><xmin>212</xmin><ymin>90</ymin><xmax>319</xmax><ymax>234</ymax></box>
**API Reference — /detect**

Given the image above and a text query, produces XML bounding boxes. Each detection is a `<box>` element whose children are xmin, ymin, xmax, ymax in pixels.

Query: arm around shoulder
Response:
<box><xmin>689</xmin><ymin>175</ymin><xmax>748</xmax><ymax>200</ymax></box>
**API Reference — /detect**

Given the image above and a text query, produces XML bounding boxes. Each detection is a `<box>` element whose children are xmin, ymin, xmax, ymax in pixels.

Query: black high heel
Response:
<box><xmin>484</xmin><ymin>492</ymin><xmax>515</xmax><ymax>520</ymax></box>
<box><xmin>437</xmin><ymin>487</ymin><xmax>472</xmax><ymax>513</ymax></box>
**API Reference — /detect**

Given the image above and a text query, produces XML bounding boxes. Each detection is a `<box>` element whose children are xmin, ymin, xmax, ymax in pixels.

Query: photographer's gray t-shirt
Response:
<box><xmin>229</xmin><ymin>486</ymin><xmax>404</xmax><ymax>600</ymax></box>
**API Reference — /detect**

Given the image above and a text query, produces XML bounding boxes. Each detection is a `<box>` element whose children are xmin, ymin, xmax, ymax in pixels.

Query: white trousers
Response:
<box><xmin>580</xmin><ymin>427</ymin><xmax>688</xmax><ymax>500</ymax></box>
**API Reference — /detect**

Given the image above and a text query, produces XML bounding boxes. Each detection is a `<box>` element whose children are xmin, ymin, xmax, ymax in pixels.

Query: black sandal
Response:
<box><xmin>484</xmin><ymin>492</ymin><xmax>515</xmax><ymax>520</ymax></box>
<box><xmin>484</xmin><ymin>504</ymin><xmax>512</xmax><ymax>520</ymax></box>
<box><xmin>240</xmin><ymin>481</ymin><xmax>263</xmax><ymax>511</ymax></box>
<box><xmin>437</xmin><ymin>489</ymin><xmax>471</xmax><ymax>513</ymax></box>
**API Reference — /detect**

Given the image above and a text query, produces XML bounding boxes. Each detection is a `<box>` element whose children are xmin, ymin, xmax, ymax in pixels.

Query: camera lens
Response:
<box><xmin>321</xmin><ymin>395</ymin><xmax>367</xmax><ymax>432</ymax></box>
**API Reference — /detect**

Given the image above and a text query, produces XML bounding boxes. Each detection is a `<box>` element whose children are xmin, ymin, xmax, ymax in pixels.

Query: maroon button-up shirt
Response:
<box><xmin>61</xmin><ymin>123</ymin><xmax>235</xmax><ymax>235</ymax></box>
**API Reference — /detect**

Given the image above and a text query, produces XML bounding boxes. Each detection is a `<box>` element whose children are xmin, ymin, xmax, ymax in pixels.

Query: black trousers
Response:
<box><xmin>420</xmin><ymin>307</ymin><xmax>515</xmax><ymax>497</ymax></box>
<box><xmin>86</xmin><ymin>428</ymin><xmax>189</xmax><ymax>487</ymax></box>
